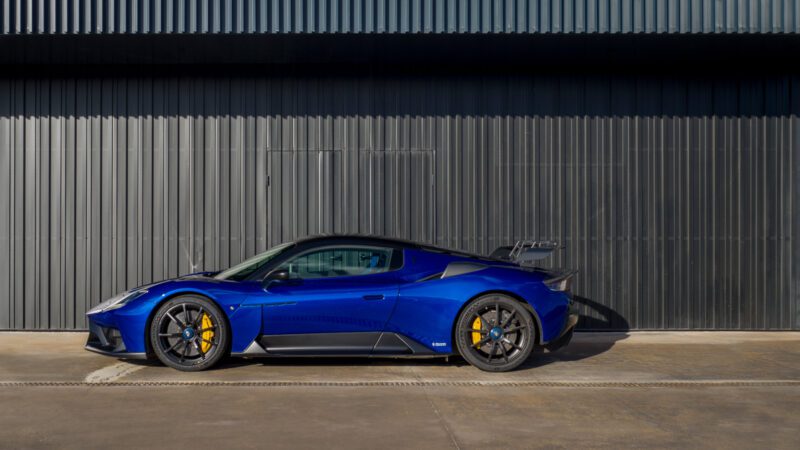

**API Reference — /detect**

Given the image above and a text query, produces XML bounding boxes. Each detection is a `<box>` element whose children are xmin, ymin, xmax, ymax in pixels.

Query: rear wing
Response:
<box><xmin>490</xmin><ymin>240</ymin><xmax>560</xmax><ymax>265</ymax></box>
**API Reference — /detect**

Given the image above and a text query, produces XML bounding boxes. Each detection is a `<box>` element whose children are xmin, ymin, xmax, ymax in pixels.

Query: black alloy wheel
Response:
<box><xmin>454</xmin><ymin>294</ymin><xmax>536</xmax><ymax>372</ymax></box>
<box><xmin>150</xmin><ymin>295</ymin><xmax>228</xmax><ymax>371</ymax></box>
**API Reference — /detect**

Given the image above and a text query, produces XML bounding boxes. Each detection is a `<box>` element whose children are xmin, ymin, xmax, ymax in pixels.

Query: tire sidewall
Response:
<box><xmin>149</xmin><ymin>295</ymin><xmax>229</xmax><ymax>371</ymax></box>
<box><xmin>455</xmin><ymin>295</ymin><xmax>535</xmax><ymax>372</ymax></box>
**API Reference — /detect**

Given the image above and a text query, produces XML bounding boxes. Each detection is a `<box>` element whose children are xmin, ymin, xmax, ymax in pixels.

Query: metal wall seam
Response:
<box><xmin>0</xmin><ymin>74</ymin><xmax>796</xmax><ymax>330</ymax></box>
<box><xmin>1</xmin><ymin>0</ymin><xmax>798</xmax><ymax>34</ymax></box>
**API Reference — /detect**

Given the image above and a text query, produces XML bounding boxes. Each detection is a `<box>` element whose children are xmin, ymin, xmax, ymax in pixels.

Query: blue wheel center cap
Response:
<box><xmin>489</xmin><ymin>327</ymin><xmax>503</xmax><ymax>341</ymax></box>
<box><xmin>182</xmin><ymin>327</ymin><xmax>196</xmax><ymax>340</ymax></box>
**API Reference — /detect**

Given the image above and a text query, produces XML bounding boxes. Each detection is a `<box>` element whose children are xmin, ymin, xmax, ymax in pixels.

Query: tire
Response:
<box><xmin>454</xmin><ymin>294</ymin><xmax>536</xmax><ymax>372</ymax></box>
<box><xmin>149</xmin><ymin>295</ymin><xmax>229</xmax><ymax>371</ymax></box>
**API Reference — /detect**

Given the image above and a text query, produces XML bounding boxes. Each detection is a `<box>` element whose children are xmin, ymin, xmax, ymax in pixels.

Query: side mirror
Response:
<box><xmin>262</xmin><ymin>269</ymin><xmax>290</xmax><ymax>289</ymax></box>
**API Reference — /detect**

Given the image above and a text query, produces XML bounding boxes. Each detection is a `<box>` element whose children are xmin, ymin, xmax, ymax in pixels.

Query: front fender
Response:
<box><xmin>89</xmin><ymin>279</ymin><xmax>264</xmax><ymax>354</ymax></box>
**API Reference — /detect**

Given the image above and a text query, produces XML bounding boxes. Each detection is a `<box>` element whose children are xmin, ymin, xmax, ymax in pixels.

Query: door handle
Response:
<box><xmin>362</xmin><ymin>294</ymin><xmax>385</xmax><ymax>301</ymax></box>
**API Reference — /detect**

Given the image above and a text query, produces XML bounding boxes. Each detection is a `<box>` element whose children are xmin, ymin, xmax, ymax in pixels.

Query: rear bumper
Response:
<box><xmin>544</xmin><ymin>303</ymin><xmax>579</xmax><ymax>351</ymax></box>
<box><xmin>563</xmin><ymin>303</ymin><xmax>579</xmax><ymax>335</ymax></box>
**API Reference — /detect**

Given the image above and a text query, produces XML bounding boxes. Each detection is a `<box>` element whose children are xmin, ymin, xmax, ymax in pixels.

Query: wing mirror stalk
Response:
<box><xmin>262</xmin><ymin>269</ymin><xmax>290</xmax><ymax>289</ymax></box>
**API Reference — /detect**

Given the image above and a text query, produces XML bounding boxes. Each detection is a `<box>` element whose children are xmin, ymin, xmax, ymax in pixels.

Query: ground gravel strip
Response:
<box><xmin>1</xmin><ymin>379</ymin><xmax>798</xmax><ymax>388</ymax></box>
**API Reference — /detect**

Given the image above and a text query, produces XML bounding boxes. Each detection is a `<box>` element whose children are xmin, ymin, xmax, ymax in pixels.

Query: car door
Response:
<box><xmin>255</xmin><ymin>245</ymin><xmax>400</xmax><ymax>354</ymax></box>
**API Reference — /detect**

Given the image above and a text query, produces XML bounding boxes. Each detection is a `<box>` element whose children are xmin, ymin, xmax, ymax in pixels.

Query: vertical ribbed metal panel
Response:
<box><xmin>1</xmin><ymin>0</ymin><xmax>798</xmax><ymax>34</ymax></box>
<box><xmin>0</xmin><ymin>74</ymin><xmax>797</xmax><ymax>330</ymax></box>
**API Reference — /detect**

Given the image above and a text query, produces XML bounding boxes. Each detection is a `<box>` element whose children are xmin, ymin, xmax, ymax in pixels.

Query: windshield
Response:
<box><xmin>213</xmin><ymin>242</ymin><xmax>295</xmax><ymax>281</ymax></box>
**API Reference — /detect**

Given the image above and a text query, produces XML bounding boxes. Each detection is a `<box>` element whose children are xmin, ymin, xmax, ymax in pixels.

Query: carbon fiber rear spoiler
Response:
<box><xmin>489</xmin><ymin>240</ymin><xmax>560</xmax><ymax>265</ymax></box>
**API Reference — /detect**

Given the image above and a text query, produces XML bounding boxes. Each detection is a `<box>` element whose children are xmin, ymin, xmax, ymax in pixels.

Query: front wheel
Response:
<box><xmin>149</xmin><ymin>295</ymin><xmax>229</xmax><ymax>371</ymax></box>
<box><xmin>454</xmin><ymin>294</ymin><xmax>536</xmax><ymax>372</ymax></box>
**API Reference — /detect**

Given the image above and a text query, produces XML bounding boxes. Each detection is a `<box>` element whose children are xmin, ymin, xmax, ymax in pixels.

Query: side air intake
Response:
<box><xmin>441</xmin><ymin>262</ymin><xmax>486</xmax><ymax>279</ymax></box>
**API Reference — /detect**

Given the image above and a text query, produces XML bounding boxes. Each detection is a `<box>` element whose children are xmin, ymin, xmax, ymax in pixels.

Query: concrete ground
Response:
<box><xmin>0</xmin><ymin>332</ymin><xmax>798</xmax><ymax>449</ymax></box>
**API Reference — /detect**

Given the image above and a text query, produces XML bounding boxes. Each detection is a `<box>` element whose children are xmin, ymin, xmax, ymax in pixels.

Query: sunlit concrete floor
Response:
<box><xmin>0</xmin><ymin>331</ymin><xmax>798</xmax><ymax>449</ymax></box>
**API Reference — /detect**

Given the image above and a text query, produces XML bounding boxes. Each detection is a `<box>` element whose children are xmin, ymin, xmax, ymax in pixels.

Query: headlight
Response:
<box><xmin>87</xmin><ymin>290</ymin><xmax>148</xmax><ymax>314</ymax></box>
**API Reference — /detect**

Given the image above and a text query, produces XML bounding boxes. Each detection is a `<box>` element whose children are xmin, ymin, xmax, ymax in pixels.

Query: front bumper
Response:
<box><xmin>84</xmin><ymin>319</ymin><xmax>147</xmax><ymax>359</ymax></box>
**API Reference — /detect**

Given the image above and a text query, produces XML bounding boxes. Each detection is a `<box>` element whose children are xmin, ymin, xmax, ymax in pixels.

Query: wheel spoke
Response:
<box><xmin>486</xmin><ymin>342</ymin><xmax>498</xmax><ymax>361</ymax></box>
<box><xmin>505</xmin><ymin>326</ymin><xmax>527</xmax><ymax>334</ymax></box>
<box><xmin>478</xmin><ymin>316</ymin><xmax>490</xmax><ymax>330</ymax></box>
<box><xmin>179</xmin><ymin>342</ymin><xmax>190</xmax><ymax>363</ymax></box>
<box><xmin>192</xmin><ymin>340</ymin><xmax>206</xmax><ymax>360</ymax></box>
<box><xmin>198</xmin><ymin>325</ymin><xmax>217</xmax><ymax>333</ymax></box>
<box><xmin>192</xmin><ymin>307</ymin><xmax>205</xmax><ymax>327</ymax></box>
<box><xmin>494</xmin><ymin>303</ymin><xmax>501</xmax><ymax>326</ymax></box>
<box><xmin>502</xmin><ymin>337</ymin><xmax>523</xmax><ymax>351</ymax></box>
<box><xmin>159</xmin><ymin>332</ymin><xmax>182</xmax><ymax>338</ymax></box>
<box><xmin>474</xmin><ymin>336</ymin><xmax>491</xmax><ymax>348</ymax></box>
<box><xmin>165</xmin><ymin>339</ymin><xmax>183</xmax><ymax>353</ymax></box>
<box><xmin>501</xmin><ymin>310</ymin><xmax>516</xmax><ymax>328</ymax></box>
<box><xmin>200</xmin><ymin>337</ymin><xmax>217</xmax><ymax>346</ymax></box>
<box><xmin>498</xmin><ymin>341</ymin><xmax>510</xmax><ymax>363</ymax></box>
<box><xmin>467</xmin><ymin>328</ymin><xmax>489</xmax><ymax>334</ymax></box>
<box><xmin>165</xmin><ymin>311</ymin><xmax>186</xmax><ymax>329</ymax></box>
<box><xmin>182</xmin><ymin>304</ymin><xmax>191</xmax><ymax>328</ymax></box>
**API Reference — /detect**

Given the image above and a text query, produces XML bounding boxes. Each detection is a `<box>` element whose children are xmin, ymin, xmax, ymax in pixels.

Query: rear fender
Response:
<box><xmin>449</xmin><ymin>289</ymin><xmax>543</xmax><ymax>347</ymax></box>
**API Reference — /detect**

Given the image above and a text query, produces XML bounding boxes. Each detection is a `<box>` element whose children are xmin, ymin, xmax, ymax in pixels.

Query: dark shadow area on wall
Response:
<box><xmin>574</xmin><ymin>296</ymin><xmax>630</xmax><ymax>331</ymax></box>
<box><xmin>1</xmin><ymin>33</ymin><xmax>800</xmax><ymax>70</ymax></box>
<box><xmin>1</xmin><ymin>70</ymin><xmax>797</xmax><ymax>120</ymax></box>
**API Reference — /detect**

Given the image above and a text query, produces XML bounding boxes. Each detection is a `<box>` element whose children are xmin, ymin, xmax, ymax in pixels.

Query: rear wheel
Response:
<box><xmin>149</xmin><ymin>295</ymin><xmax>228</xmax><ymax>371</ymax></box>
<box><xmin>454</xmin><ymin>294</ymin><xmax>536</xmax><ymax>372</ymax></box>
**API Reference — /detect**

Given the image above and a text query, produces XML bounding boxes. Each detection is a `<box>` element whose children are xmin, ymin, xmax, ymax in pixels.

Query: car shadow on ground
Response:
<box><xmin>517</xmin><ymin>295</ymin><xmax>630</xmax><ymax>370</ymax></box>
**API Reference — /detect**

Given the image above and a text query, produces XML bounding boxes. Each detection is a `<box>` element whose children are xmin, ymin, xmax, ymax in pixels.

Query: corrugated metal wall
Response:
<box><xmin>0</xmin><ymin>74</ymin><xmax>797</xmax><ymax>330</ymax></box>
<box><xmin>2</xmin><ymin>0</ymin><xmax>798</xmax><ymax>35</ymax></box>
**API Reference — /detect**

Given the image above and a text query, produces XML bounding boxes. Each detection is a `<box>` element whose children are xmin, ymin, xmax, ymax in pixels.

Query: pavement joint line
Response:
<box><xmin>1</xmin><ymin>380</ymin><xmax>798</xmax><ymax>388</ymax></box>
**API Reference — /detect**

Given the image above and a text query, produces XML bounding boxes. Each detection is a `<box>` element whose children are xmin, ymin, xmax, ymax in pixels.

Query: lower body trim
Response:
<box><xmin>231</xmin><ymin>332</ymin><xmax>440</xmax><ymax>357</ymax></box>
<box><xmin>84</xmin><ymin>344</ymin><xmax>148</xmax><ymax>360</ymax></box>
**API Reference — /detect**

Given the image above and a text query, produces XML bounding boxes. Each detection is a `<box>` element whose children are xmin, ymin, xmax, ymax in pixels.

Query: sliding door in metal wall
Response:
<box><xmin>0</xmin><ymin>75</ymin><xmax>797</xmax><ymax>330</ymax></box>
<box><xmin>267</xmin><ymin>149</ymin><xmax>435</xmax><ymax>245</ymax></box>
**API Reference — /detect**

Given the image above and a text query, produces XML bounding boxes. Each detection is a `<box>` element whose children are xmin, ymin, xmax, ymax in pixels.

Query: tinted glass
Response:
<box><xmin>214</xmin><ymin>242</ymin><xmax>295</xmax><ymax>281</ymax></box>
<box><xmin>279</xmin><ymin>246</ymin><xmax>394</xmax><ymax>279</ymax></box>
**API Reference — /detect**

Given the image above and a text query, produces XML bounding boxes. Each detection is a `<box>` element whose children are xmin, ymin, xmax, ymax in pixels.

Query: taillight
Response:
<box><xmin>545</xmin><ymin>273</ymin><xmax>575</xmax><ymax>292</ymax></box>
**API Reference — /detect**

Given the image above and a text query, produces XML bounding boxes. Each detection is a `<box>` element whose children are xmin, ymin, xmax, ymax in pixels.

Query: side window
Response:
<box><xmin>279</xmin><ymin>246</ymin><xmax>395</xmax><ymax>279</ymax></box>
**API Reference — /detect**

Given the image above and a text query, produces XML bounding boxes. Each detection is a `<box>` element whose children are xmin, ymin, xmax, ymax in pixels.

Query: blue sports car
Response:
<box><xmin>86</xmin><ymin>235</ymin><xmax>578</xmax><ymax>372</ymax></box>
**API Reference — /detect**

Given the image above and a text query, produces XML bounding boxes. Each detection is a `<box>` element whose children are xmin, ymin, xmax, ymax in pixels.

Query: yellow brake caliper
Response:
<box><xmin>471</xmin><ymin>316</ymin><xmax>483</xmax><ymax>347</ymax></box>
<box><xmin>200</xmin><ymin>313</ymin><xmax>215</xmax><ymax>353</ymax></box>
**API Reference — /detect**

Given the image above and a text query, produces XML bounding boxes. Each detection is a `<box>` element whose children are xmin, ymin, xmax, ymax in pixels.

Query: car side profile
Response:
<box><xmin>85</xmin><ymin>235</ymin><xmax>578</xmax><ymax>372</ymax></box>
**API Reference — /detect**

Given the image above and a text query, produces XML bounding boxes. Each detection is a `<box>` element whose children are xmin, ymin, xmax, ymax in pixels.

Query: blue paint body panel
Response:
<box><xmin>86</xmin><ymin>239</ymin><xmax>574</xmax><ymax>357</ymax></box>
<box><xmin>250</xmin><ymin>270</ymin><xmax>400</xmax><ymax>335</ymax></box>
